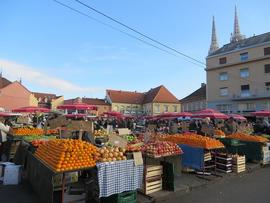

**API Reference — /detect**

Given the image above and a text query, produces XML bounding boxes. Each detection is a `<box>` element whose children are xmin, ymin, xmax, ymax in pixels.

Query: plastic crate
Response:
<box><xmin>118</xmin><ymin>191</ymin><xmax>137</xmax><ymax>203</ymax></box>
<box><xmin>100</xmin><ymin>191</ymin><xmax>137</xmax><ymax>203</ymax></box>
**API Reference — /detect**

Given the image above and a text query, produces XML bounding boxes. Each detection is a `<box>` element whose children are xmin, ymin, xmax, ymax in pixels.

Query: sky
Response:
<box><xmin>0</xmin><ymin>0</ymin><xmax>269</xmax><ymax>99</ymax></box>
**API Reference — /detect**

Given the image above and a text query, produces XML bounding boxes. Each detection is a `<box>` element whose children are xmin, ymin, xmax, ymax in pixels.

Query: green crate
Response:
<box><xmin>100</xmin><ymin>191</ymin><xmax>137</xmax><ymax>203</ymax></box>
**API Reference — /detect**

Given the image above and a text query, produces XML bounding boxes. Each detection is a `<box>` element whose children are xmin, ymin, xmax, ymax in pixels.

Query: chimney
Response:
<box><xmin>201</xmin><ymin>83</ymin><xmax>206</xmax><ymax>87</ymax></box>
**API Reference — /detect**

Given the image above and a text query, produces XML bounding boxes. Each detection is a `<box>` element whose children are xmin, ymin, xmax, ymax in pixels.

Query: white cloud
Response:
<box><xmin>0</xmin><ymin>59</ymin><xmax>104</xmax><ymax>95</ymax></box>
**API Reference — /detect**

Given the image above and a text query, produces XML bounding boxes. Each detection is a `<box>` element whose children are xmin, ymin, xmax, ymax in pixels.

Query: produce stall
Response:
<box><xmin>220</xmin><ymin>133</ymin><xmax>270</xmax><ymax>163</ymax></box>
<box><xmin>160</xmin><ymin>133</ymin><xmax>225</xmax><ymax>176</ymax></box>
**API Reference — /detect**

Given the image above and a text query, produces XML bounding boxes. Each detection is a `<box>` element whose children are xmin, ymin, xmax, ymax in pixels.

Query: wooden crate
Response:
<box><xmin>144</xmin><ymin>177</ymin><xmax>162</xmax><ymax>195</ymax></box>
<box><xmin>145</xmin><ymin>165</ymin><xmax>163</xmax><ymax>178</ymax></box>
<box><xmin>232</xmin><ymin>155</ymin><xmax>245</xmax><ymax>165</ymax></box>
<box><xmin>232</xmin><ymin>164</ymin><xmax>245</xmax><ymax>173</ymax></box>
<box><xmin>204</xmin><ymin>152</ymin><xmax>212</xmax><ymax>162</ymax></box>
<box><xmin>142</xmin><ymin>165</ymin><xmax>163</xmax><ymax>195</ymax></box>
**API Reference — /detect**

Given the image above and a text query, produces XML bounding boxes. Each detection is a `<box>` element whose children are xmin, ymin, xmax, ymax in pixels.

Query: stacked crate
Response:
<box><xmin>262</xmin><ymin>143</ymin><xmax>270</xmax><ymax>165</ymax></box>
<box><xmin>215</xmin><ymin>152</ymin><xmax>232</xmax><ymax>173</ymax></box>
<box><xmin>232</xmin><ymin>155</ymin><xmax>246</xmax><ymax>173</ymax></box>
<box><xmin>143</xmin><ymin>165</ymin><xmax>163</xmax><ymax>195</ymax></box>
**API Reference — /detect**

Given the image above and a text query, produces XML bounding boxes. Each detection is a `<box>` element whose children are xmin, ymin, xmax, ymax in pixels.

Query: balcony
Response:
<box><xmin>232</xmin><ymin>90</ymin><xmax>270</xmax><ymax>101</ymax></box>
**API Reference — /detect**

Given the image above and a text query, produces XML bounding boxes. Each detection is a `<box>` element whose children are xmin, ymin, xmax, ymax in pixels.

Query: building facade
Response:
<box><xmin>33</xmin><ymin>92</ymin><xmax>64</xmax><ymax>109</ymax></box>
<box><xmin>181</xmin><ymin>84</ymin><xmax>207</xmax><ymax>112</ymax></box>
<box><xmin>106</xmin><ymin>85</ymin><xmax>181</xmax><ymax>116</ymax></box>
<box><xmin>206</xmin><ymin>7</ymin><xmax>270</xmax><ymax>115</ymax></box>
<box><xmin>64</xmin><ymin>97</ymin><xmax>111</xmax><ymax>116</ymax></box>
<box><xmin>0</xmin><ymin>77</ymin><xmax>38</xmax><ymax>111</ymax></box>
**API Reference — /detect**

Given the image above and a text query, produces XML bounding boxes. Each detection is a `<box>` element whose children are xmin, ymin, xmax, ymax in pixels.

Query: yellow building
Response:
<box><xmin>33</xmin><ymin>92</ymin><xmax>64</xmax><ymax>109</ymax></box>
<box><xmin>206</xmin><ymin>7</ymin><xmax>270</xmax><ymax>115</ymax></box>
<box><xmin>106</xmin><ymin>85</ymin><xmax>180</xmax><ymax>116</ymax></box>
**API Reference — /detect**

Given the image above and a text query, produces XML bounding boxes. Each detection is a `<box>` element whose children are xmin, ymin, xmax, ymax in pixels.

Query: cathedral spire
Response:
<box><xmin>208</xmin><ymin>16</ymin><xmax>219</xmax><ymax>55</ymax></box>
<box><xmin>230</xmin><ymin>5</ymin><xmax>245</xmax><ymax>43</ymax></box>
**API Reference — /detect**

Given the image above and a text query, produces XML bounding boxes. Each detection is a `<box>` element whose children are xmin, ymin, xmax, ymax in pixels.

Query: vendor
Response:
<box><xmin>224</xmin><ymin>117</ymin><xmax>238</xmax><ymax>135</ymax></box>
<box><xmin>0</xmin><ymin>117</ymin><xmax>13</xmax><ymax>161</ymax></box>
<box><xmin>0</xmin><ymin>117</ymin><xmax>12</xmax><ymax>144</ymax></box>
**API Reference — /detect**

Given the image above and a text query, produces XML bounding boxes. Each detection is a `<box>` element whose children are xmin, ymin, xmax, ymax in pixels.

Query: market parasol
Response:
<box><xmin>158</xmin><ymin>112</ymin><xmax>193</xmax><ymax>118</ymax></box>
<box><xmin>192</xmin><ymin>108</ymin><xmax>229</xmax><ymax>119</ymax></box>
<box><xmin>64</xmin><ymin>114</ymin><xmax>94</xmax><ymax>119</ymax></box>
<box><xmin>0</xmin><ymin>112</ymin><xmax>22</xmax><ymax>117</ymax></box>
<box><xmin>57</xmin><ymin>103</ymin><xmax>97</xmax><ymax>111</ymax></box>
<box><xmin>251</xmin><ymin>110</ymin><xmax>270</xmax><ymax>117</ymax></box>
<box><xmin>12</xmin><ymin>106</ymin><xmax>50</xmax><ymax>113</ymax></box>
<box><xmin>103</xmin><ymin>111</ymin><xmax>123</xmax><ymax>117</ymax></box>
<box><xmin>227</xmin><ymin>114</ymin><xmax>247</xmax><ymax>121</ymax></box>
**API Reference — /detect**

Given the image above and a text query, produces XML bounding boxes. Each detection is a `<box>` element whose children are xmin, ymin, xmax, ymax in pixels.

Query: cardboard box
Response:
<box><xmin>0</xmin><ymin>162</ymin><xmax>22</xmax><ymax>185</ymax></box>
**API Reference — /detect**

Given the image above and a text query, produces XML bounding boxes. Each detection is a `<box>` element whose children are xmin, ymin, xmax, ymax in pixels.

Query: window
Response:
<box><xmin>216</xmin><ymin>104</ymin><xmax>231</xmax><ymax>112</ymax></box>
<box><xmin>219</xmin><ymin>57</ymin><xmax>227</xmax><ymax>64</ymax></box>
<box><xmin>264</xmin><ymin>47</ymin><xmax>270</xmax><ymax>56</ymax></box>
<box><xmin>240</xmin><ymin>68</ymin><xmax>249</xmax><ymax>78</ymax></box>
<box><xmin>266</xmin><ymin>82</ymin><xmax>270</xmax><ymax>93</ymax></box>
<box><xmin>220</xmin><ymin>87</ymin><xmax>228</xmax><ymax>96</ymax></box>
<box><xmin>173</xmin><ymin>105</ymin><xmax>177</xmax><ymax>112</ymax></box>
<box><xmin>219</xmin><ymin>72</ymin><xmax>228</xmax><ymax>81</ymax></box>
<box><xmin>155</xmin><ymin>105</ymin><xmax>160</xmax><ymax>113</ymax></box>
<box><xmin>241</xmin><ymin>85</ymin><xmax>250</xmax><ymax>97</ymax></box>
<box><xmin>164</xmin><ymin>105</ymin><xmax>169</xmax><ymax>112</ymax></box>
<box><xmin>247</xmin><ymin>103</ymin><xmax>256</xmax><ymax>111</ymax></box>
<box><xmin>265</xmin><ymin>64</ymin><xmax>270</xmax><ymax>73</ymax></box>
<box><xmin>240</xmin><ymin>52</ymin><xmax>249</xmax><ymax>61</ymax></box>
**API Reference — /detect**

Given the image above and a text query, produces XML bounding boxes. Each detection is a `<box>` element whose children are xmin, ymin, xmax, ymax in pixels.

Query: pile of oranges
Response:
<box><xmin>13</xmin><ymin>127</ymin><xmax>44</xmax><ymax>136</ymax></box>
<box><xmin>13</xmin><ymin>127</ymin><xmax>59</xmax><ymax>136</ymax></box>
<box><xmin>35</xmin><ymin>139</ymin><xmax>98</xmax><ymax>172</ymax></box>
<box><xmin>227</xmin><ymin>133</ymin><xmax>268</xmax><ymax>143</ymax></box>
<box><xmin>159</xmin><ymin>133</ymin><xmax>224</xmax><ymax>149</ymax></box>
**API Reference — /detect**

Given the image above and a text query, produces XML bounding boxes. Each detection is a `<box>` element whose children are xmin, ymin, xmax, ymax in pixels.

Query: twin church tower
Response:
<box><xmin>209</xmin><ymin>6</ymin><xmax>246</xmax><ymax>55</ymax></box>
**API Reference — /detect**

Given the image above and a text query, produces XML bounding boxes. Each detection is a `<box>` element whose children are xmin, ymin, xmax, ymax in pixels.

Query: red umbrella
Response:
<box><xmin>57</xmin><ymin>103</ymin><xmax>97</xmax><ymax>111</ymax></box>
<box><xmin>251</xmin><ymin>110</ymin><xmax>270</xmax><ymax>117</ymax></box>
<box><xmin>192</xmin><ymin>108</ymin><xmax>229</xmax><ymax>119</ymax></box>
<box><xmin>103</xmin><ymin>111</ymin><xmax>123</xmax><ymax>116</ymax></box>
<box><xmin>158</xmin><ymin>112</ymin><xmax>192</xmax><ymax>118</ymax></box>
<box><xmin>0</xmin><ymin>112</ymin><xmax>22</xmax><ymax>117</ymax></box>
<box><xmin>228</xmin><ymin>114</ymin><xmax>247</xmax><ymax>121</ymax></box>
<box><xmin>12</xmin><ymin>106</ymin><xmax>50</xmax><ymax>113</ymax></box>
<box><xmin>64</xmin><ymin>114</ymin><xmax>97</xmax><ymax>119</ymax></box>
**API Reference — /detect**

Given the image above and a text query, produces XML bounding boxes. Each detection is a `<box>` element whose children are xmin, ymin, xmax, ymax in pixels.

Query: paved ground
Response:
<box><xmin>157</xmin><ymin>167</ymin><xmax>270</xmax><ymax>203</ymax></box>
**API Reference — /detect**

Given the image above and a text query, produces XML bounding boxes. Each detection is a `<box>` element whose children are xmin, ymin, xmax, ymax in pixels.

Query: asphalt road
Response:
<box><xmin>158</xmin><ymin>167</ymin><xmax>270</xmax><ymax>203</ymax></box>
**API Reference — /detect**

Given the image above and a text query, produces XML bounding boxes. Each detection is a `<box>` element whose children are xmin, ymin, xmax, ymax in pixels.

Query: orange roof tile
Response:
<box><xmin>106</xmin><ymin>89</ymin><xmax>145</xmax><ymax>104</ymax></box>
<box><xmin>107</xmin><ymin>85</ymin><xmax>179</xmax><ymax>104</ymax></box>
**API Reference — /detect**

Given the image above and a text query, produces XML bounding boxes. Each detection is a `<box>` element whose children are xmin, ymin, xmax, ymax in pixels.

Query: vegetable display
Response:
<box><xmin>227</xmin><ymin>133</ymin><xmax>268</xmax><ymax>143</ymax></box>
<box><xmin>159</xmin><ymin>133</ymin><xmax>224</xmax><ymax>149</ymax></box>
<box><xmin>22</xmin><ymin>135</ymin><xmax>56</xmax><ymax>143</ymax></box>
<box><xmin>143</xmin><ymin>141</ymin><xmax>183</xmax><ymax>158</ymax></box>
<box><xmin>94</xmin><ymin>129</ymin><xmax>107</xmax><ymax>137</ymax></box>
<box><xmin>97</xmin><ymin>146</ymin><xmax>127</xmax><ymax>162</ymax></box>
<box><xmin>35</xmin><ymin>139</ymin><xmax>98</xmax><ymax>172</ymax></box>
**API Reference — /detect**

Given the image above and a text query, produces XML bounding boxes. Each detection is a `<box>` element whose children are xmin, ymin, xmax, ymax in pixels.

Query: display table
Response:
<box><xmin>219</xmin><ymin>138</ymin><xmax>264</xmax><ymax>161</ymax></box>
<box><xmin>27</xmin><ymin>152</ymin><xmax>94</xmax><ymax>203</ymax></box>
<box><xmin>179</xmin><ymin>144</ymin><xmax>204</xmax><ymax>170</ymax></box>
<box><xmin>96</xmin><ymin>160</ymin><xmax>143</xmax><ymax>197</ymax></box>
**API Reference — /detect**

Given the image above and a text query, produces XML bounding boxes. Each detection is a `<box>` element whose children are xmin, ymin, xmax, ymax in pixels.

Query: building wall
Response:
<box><xmin>29</xmin><ymin>94</ymin><xmax>39</xmax><ymax>106</ymax></box>
<box><xmin>95</xmin><ymin>105</ymin><xmax>111</xmax><ymax>116</ymax></box>
<box><xmin>111</xmin><ymin>102</ymin><xmax>143</xmax><ymax>115</ymax></box>
<box><xmin>181</xmin><ymin>100</ymin><xmax>206</xmax><ymax>112</ymax></box>
<box><xmin>143</xmin><ymin>103</ymin><xmax>153</xmax><ymax>115</ymax></box>
<box><xmin>152</xmin><ymin>102</ymin><xmax>181</xmax><ymax>115</ymax></box>
<box><xmin>0</xmin><ymin>82</ymin><xmax>35</xmax><ymax>110</ymax></box>
<box><xmin>51</xmin><ymin>96</ymin><xmax>64</xmax><ymax>109</ymax></box>
<box><xmin>206</xmin><ymin>43</ymin><xmax>270</xmax><ymax>113</ymax></box>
